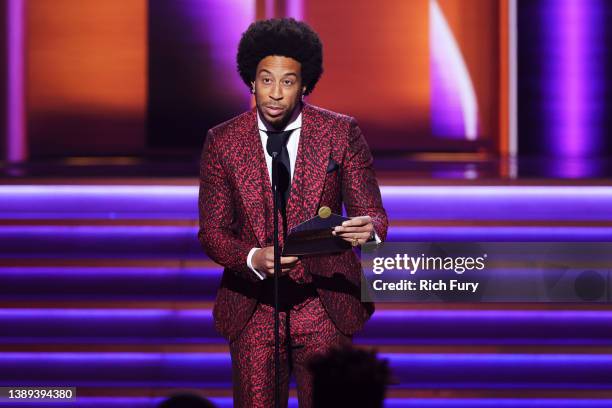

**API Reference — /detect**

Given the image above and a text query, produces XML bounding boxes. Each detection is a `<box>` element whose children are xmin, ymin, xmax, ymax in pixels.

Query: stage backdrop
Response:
<box><xmin>147</xmin><ymin>0</ymin><xmax>504</xmax><ymax>153</ymax></box>
<box><xmin>17</xmin><ymin>0</ymin><xmax>504</xmax><ymax>157</ymax></box>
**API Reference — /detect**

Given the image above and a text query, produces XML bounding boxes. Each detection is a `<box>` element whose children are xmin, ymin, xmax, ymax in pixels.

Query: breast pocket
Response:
<box><xmin>326</xmin><ymin>157</ymin><xmax>339</xmax><ymax>173</ymax></box>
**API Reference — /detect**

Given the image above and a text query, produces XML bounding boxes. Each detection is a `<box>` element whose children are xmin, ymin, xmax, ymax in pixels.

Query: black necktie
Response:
<box><xmin>265</xmin><ymin>129</ymin><xmax>294</xmax><ymax>239</ymax></box>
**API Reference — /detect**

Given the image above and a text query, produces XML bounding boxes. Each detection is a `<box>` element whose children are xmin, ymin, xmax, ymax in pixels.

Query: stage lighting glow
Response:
<box><xmin>430</xmin><ymin>0</ymin><xmax>479</xmax><ymax>140</ymax></box>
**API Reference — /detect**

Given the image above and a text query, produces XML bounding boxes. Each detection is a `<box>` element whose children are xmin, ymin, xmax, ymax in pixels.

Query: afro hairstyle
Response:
<box><xmin>237</xmin><ymin>18</ymin><xmax>323</xmax><ymax>96</ymax></box>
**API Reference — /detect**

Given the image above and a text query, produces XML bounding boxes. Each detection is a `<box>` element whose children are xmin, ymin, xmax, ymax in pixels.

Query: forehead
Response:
<box><xmin>256</xmin><ymin>55</ymin><xmax>301</xmax><ymax>76</ymax></box>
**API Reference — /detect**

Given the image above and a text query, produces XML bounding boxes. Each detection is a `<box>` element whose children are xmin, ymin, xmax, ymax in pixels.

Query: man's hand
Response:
<box><xmin>252</xmin><ymin>246</ymin><xmax>299</xmax><ymax>277</ymax></box>
<box><xmin>332</xmin><ymin>215</ymin><xmax>375</xmax><ymax>246</ymax></box>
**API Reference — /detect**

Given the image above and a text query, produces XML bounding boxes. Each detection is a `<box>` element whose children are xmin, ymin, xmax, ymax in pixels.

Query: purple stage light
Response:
<box><xmin>1</xmin><ymin>225</ymin><xmax>611</xmax><ymax>259</ymax></box>
<box><xmin>195</xmin><ymin>0</ymin><xmax>255</xmax><ymax>109</ymax></box>
<box><xmin>0</xmin><ymin>397</ymin><xmax>610</xmax><ymax>408</ymax></box>
<box><xmin>541</xmin><ymin>0</ymin><xmax>604</xmax><ymax>164</ymax></box>
<box><xmin>1</xmin><ymin>185</ymin><xmax>612</xmax><ymax>221</ymax></box>
<box><xmin>389</xmin><ymin>226</ymin><xmax>612</xmax><ymax>241</ymax></box>
<box><xmin>286</xmin><ymin>0</ymin><xmax>304</xmax><ymax>20</ymax></box>
<box><xmin>0</xmin><ymin>266</ymin><xmax>221</xmax><ymax>300</ymax></box>
<box><xmin>0</xmin><ymin>352</ymin><xmax>611</xmax><ymax>389</ymax></box>
<box><xmin>7</xmin><ymin>0</ymin><xmax>26</xmax><ymax>162</ymax></box>
<box><xmin>0</xmin><ymin>398</ymin><xmax>611</xmax><ymax>408</ymax></box>
<box><xmin>1</xmin><ymin>309</ymin><xmax>610</xmax><ymax>345</ymax></box>
<box><xmin>381</xmin><ymin>185</ymin><xmax>612</xmax><ymax>221</ymax></box>
<box><xmin>380</xmin><ymin>352</ymin><xmax>612</xmax><ymax>389</ymax></box>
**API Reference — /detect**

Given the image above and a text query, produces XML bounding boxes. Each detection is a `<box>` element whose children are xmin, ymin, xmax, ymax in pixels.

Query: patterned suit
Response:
<box><xmin>198</xmin><ymin>102</ymin><xmax>388</xmax><ymax>407</ymax></box>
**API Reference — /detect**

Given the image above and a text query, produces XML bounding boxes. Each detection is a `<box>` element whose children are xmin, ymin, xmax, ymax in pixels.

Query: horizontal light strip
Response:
<box><xmin>0</xmin><ymin>309</ymin><xmax>609</xmax><ymax>319</ymax></box>
<box><xmin>1</xmin><ymin>185</ymin><xmax>611</xmax><ymax>195</ymax></box>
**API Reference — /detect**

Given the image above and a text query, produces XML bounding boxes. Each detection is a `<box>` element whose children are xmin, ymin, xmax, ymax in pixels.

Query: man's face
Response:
<box><xmin>252</xmin><ymin>55</ymin><xmax>307</xmax><ymax>130</ymax></box>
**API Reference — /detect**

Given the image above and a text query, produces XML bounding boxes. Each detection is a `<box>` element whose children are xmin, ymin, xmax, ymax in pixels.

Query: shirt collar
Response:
<box><xmin>257</xmin><ymin>106</ymin><xmax>302</xmax><ymax>133</ymax></box>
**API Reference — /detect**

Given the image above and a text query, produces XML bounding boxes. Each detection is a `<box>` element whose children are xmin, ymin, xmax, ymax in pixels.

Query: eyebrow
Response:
<box><xmin>258</xmin><ymin>69</ymin><xmax>298</xmax><ymax>78</ymax></box>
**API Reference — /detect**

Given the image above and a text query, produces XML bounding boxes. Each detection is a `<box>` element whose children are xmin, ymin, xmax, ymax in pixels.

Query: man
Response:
<box><xmin>198</xmin><ymin>18</ymin><xmax>388</xmax><ymax>408</ymax></box>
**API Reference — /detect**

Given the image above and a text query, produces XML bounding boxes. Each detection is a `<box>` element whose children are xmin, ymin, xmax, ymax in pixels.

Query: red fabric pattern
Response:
<box><xmin>229</xmin><ymin>297</ymin><xmax>352</xmax><ymax>408</ymax></box>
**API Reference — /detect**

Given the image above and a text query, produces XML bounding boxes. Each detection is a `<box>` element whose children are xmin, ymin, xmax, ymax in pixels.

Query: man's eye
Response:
<box><xmin>284</xmin><ymin>80</ymin><xmax>293</xmax><ymax>86</ymax></box>
<box><xmin>262</xmin><ymin>78</ymin><xmax>271</xmax><ymax>83</ymax></box>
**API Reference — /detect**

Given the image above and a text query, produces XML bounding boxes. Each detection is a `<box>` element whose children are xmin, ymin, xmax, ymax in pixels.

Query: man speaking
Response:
<box><xmin>198</xmin><ymin>17</ymin><xmax>388</xmax><ymax>408</ymax></box>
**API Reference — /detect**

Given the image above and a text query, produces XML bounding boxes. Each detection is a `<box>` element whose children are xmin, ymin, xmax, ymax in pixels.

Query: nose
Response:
<box><xmin>270</xmin><ymin>82</ymin><xmax>283</xmax><ymax>100</ymax></box>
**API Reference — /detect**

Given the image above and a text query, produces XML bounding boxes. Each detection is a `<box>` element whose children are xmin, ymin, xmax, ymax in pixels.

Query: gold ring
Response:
<box><xmin>351</xmin><ymin>238</ymin><xmax>359</xmax><ymax>247</ymax></box>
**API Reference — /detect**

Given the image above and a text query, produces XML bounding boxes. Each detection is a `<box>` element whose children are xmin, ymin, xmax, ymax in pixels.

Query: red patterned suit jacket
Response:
<box><xmin>198</xmin><ymin>102</ymin><xmax>388</xmax><ymax>341</ymax></box>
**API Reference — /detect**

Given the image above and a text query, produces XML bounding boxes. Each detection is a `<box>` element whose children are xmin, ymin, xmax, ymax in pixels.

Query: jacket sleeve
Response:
<box><xmin>341</xmin><ymin>118</ymin><xmax>389</xmax><ymax>242</ymax></box>
<box><xmin>198</xmin><ymin>129</ymin><xmax>261</xmax><ymax>282</ymax></box>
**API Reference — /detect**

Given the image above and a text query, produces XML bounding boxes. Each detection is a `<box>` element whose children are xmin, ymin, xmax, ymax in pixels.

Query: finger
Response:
<box><xmin>334</xmin><ymin>225</ymin><xmax>372</xmax><ymax>233</ymax></box>
<box><xmin>264</xmin><ymin>261</ymin><xmax>298</xmax><ymax>272</ymax></box>
<box><xmin>335</xmin><ymin>232</ymin><xmax>371</xmax><ymax>240</ymax></box>
<box><xmin>338</xmin><ymin>236</ymin><xmax>367</xmax><ymax>246</ymax></box>
<box><xmin>335</xmin><ymin>229</ymin><xmax>372</xmax><ymax>238</ymax></box>
<box><xmin>341</xmin><ymin>219</ymin><xmax>364</xmax><ymax>227</ymax></box>
<box><xmin>280</xmin><ymin>256</ymin><xmax>299</xmax><ymax>264</ymax></box>
<box><xmin>265</xmin><ymin>252</ymin><xmax>293</xmax><ymax>262</ymax></box>
<box><xmin>265</xmin><ymin>263</ymin><xmax>296</xmax><ymax>272</ymax></box>
<box><xmin>266</xmin><ymin>268</ymin><xmax>292</xmax><ymax>275</ymax></box>
<box><xmin>341</xmin><ymin>216</ymin><xmax>371</xmax><ymax>227</ymax></box>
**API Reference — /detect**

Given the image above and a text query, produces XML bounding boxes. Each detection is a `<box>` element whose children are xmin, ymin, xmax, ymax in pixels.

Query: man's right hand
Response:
<box><xmin>251</xmin><ymin>246</ymin><xmax>299</xmax><ymax>277</ymax></box>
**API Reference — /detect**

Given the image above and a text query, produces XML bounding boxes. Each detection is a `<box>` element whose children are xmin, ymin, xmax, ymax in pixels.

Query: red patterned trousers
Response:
<box><xmin>229</xmin><ymin>296</ymin><xmax>352</xmax><ymax>408</ymax></box>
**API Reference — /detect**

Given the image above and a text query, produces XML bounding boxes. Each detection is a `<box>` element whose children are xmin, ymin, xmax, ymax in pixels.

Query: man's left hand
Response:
<box><xmin>332</xmin><ymin>215</ymin><xmax>374</xmax><ymax>246</ymax></box>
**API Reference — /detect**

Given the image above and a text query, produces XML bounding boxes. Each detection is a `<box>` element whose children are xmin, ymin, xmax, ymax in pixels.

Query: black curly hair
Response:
<box><xmin>237</xmin><ymin>18</ymin><xmax>323</xmax><ymax>96</ymax></box>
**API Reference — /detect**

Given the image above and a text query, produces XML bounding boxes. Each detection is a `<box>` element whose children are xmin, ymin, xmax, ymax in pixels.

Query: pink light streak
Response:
<box><xmin>7</xmin><ymin>0</ymin><xmax>27</xmax><ymax>162</ymax></box>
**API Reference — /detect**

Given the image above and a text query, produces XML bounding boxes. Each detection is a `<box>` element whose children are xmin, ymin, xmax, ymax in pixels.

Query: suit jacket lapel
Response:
<box><xmin>233</xmin><ymin>108</ymin><xmax>270</xmax><ymax>247</ymax></box>
<box><xmin>286</xmin><ymin>103</ymin><xmax>333</xmax><ymax>231</ymax></box>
